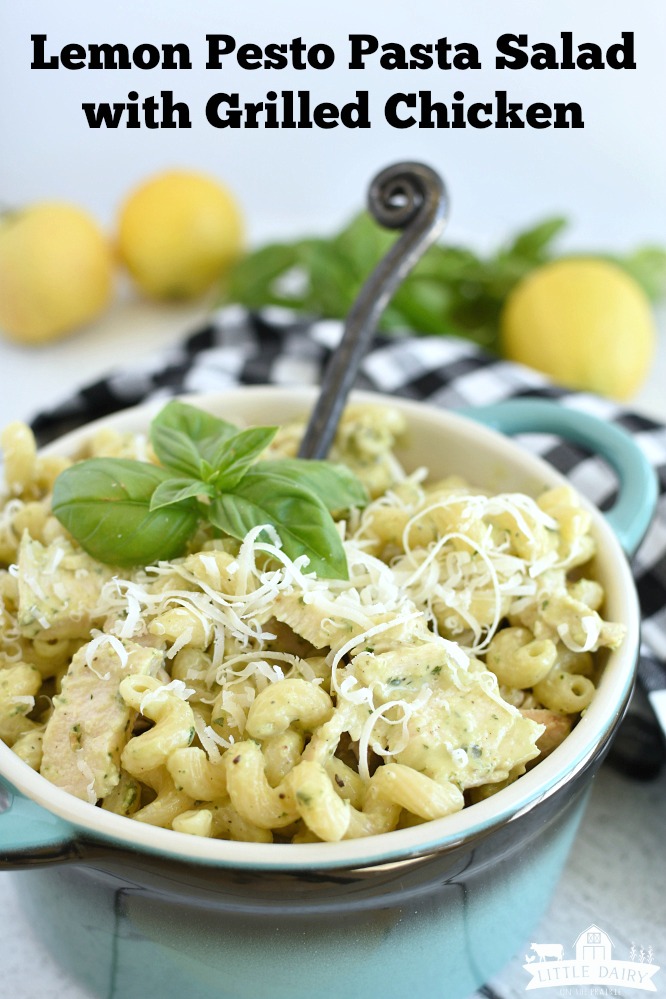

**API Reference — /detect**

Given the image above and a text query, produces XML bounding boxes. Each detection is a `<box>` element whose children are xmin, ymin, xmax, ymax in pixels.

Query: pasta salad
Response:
<box><xmin>0</xmin><ymin>402</ymin><xmax>624</xmax><ymax>843</ymax></box>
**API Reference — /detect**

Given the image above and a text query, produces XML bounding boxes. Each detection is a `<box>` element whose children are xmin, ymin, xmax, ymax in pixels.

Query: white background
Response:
<box><xmin>1</xmin><ymin>0</ymin><xmax>665</xmax><ymax>249</ymax></box>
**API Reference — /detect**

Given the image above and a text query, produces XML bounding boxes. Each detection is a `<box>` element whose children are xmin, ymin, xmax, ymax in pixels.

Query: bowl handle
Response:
<box><xmin>463</xmin><ymin>399</ymin><xmax>658</xmax><ymax>558</ymax></box>
<box><xmin>0</xmin><ymin>776</ymin><xmax>77</xmax><ymax>867</ymax></box>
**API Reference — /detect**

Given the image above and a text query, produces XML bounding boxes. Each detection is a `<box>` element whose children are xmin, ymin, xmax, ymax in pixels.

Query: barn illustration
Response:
<box><xmin>575</xmin><ymin>924</ymin><xmax>614</xmax><ymax>963</ymax></box>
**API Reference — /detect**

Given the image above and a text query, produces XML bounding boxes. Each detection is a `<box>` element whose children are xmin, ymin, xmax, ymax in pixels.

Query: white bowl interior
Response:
<box><xmin>0</xmin><ymin>387</ymin><xmax>640</xmax><ymax>869</ymax></box>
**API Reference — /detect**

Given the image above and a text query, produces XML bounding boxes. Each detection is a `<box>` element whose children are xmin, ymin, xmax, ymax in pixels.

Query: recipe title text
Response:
<box><xmin>31</xmin><ymin>32</ymin><xmax>637</xmax><ymax>131</ymax></box>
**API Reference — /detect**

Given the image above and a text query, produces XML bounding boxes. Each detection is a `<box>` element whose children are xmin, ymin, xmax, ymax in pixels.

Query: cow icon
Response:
<box><xmin>530</xmin><ymin>942</ymin><xmax>564</xmax><ymax>962</ymax></box>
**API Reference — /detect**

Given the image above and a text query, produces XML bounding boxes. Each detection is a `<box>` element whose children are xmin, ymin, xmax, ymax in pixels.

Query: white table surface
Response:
<box><xmin>1</xmin><ymin>299</ymin><xmax>665</xmax><ymax>999</ymax></box>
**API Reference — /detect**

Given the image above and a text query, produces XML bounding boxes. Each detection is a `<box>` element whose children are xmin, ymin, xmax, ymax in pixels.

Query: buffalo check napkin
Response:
<box><xmin>31</xmin><ymin>306</ymin><xmax>666</xmax><ymax>776</ymax></box>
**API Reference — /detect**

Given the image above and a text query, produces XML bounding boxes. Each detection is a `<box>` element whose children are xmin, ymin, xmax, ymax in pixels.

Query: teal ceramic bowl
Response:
<box><xmin>0</xmin><ymin>388</ymin><xmax>656</xmax><ymax>999</ymax></box>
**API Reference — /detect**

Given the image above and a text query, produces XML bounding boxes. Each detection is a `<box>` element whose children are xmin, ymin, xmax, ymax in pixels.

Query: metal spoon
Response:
<box><xmin>297</xmin><ymin>161</ymin><xmax>449</xmax><ymax>460</ymax></box>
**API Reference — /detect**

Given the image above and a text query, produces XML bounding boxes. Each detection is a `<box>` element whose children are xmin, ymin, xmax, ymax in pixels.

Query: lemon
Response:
<box><xmin>117</xmin><ymin>169</ymin><xmax>244</xmax><ymax>300</ymax></box>
<box><xmin>0</xmin><ymin>202</ymin><xmax>113</xmax><ymax>345</ymax></box>
<box><xmin>500</xmin><ymin>258</ymin><xmax>655</xmax><ymax>399</ymax></box>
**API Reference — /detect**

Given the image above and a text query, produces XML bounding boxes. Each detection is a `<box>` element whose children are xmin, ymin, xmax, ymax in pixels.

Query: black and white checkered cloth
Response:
<box><xmin>31</xmin><ymin>306</ymin><xmax>666</xmax><ymax>774</ymax></box>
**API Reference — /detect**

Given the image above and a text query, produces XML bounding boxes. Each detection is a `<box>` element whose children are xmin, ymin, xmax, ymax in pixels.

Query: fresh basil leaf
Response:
<box><xmin>209</xmin><ymin>470</ymin><xmax>349</xmax><ymax>579</ymax></box>
<box><xmin>150</xmin><ymin>477</ymin><xmax>214</xmax><ymax>511</ymax></box>
<box><xmin>152</xmin><ymin>399</ymin><xmax>238</xmax><ymax>440</ymax></box>
<box><xmin>504</xmin><ymin>217</ymin><xmax>567</xmax><ymax>262</ymax></box>
<box><xmin>411</xmin><ymin>245</ymin><xmax>484</xmax><ymax>282</ymax></box>
<box><xmin>389</xmin><ymin>278</ymin><xmax>454</xmax><ymax>335</ymax></box>
<box><xmin>221</xmin><ymin>202</ymin><xmax>666</xmax><ymax>357</ymax></box>
<box><xmin>614</xmin><ymin>246</ymin><xmax>666</xmax><ymax>301</ymax></box>
<box><xmin>52</xmin><ymin>458</ymin><xmax>198</xmax><ymax>567</ymax></box>
<box><xmin>255</xmin><ymin>459</ymin><xmax>368</xmax><ymax>512</ymax></box>
<box><xmin>151</xmin><ymin>399</ymin><xmax>264</xmax><ymax>472</ymax></box>
<box><xmin>151</xmin><ymin>400</ymin><xmax>239</xmax><ymax>464</ymax></box>
<box><xmin>150</xmin><ymin>423</ymin><xmax>208</xmax><ymax>478</ymax></box>
<box><xmin>209</xmin><ymin>426</ymin><xmax>278</xmax><ymax>489</ymax></box>
<box><xmin>332</xmin><ymin>212</ymin><xmax>396</xmax><ymax>278</ymax></box>
<box><xmin>294</xmin><ymin>239</ymin><xmax>357</xmax><ymax>318</ymax></box>
<box><xmin>224</xmin><ymin>243</ymin><xmax>303</xmax><ymax>308</ymax></box>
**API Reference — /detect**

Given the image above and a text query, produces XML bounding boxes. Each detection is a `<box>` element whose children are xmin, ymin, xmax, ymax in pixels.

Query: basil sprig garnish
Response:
<box><xmin>51</xmin><ymin>400</ymin><xmax>367</xmax><ymax>579</ymax></box>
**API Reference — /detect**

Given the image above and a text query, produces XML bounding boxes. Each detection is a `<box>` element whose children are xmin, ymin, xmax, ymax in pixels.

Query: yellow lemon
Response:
<box><xmin>117</xmin><ymin>169</ymin><xmax>244</xmax><ymax>300</ymax></box>
<box><xmin>0</xmin><ymin>202</ymin><xmax>113</xmax><ymax>345</ymax></box>
<box><xmin>500</xmin><ymin>258</ymin><xmax>656</xmax><ymax>399</ymax></box>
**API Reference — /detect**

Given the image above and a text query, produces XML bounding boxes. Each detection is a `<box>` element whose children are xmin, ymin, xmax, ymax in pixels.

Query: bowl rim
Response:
<box><xmin>0</xmin><ymin>387</ymin><xmax>641</xmax><ymax>871</ymax></box>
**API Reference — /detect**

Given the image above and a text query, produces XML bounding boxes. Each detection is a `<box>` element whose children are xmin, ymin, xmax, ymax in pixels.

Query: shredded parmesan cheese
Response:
<box><xmin>84</xmin><ymin>633</ymin><xmax>128</xmax><ymax>679</ymax></box>
<box><xmin>75</xmin><ymin>751</ymin><xmax>97</xmax><ymax>805</ymax></box>
<box><xmin>557</xmin><ymin>615</ymin><xmax>602</xmax><ymax>653</ymax></box>
<box><xmin>139</xmin><ymin>678</ymin><xmax>196</xmax><ymax>714</ymax></box>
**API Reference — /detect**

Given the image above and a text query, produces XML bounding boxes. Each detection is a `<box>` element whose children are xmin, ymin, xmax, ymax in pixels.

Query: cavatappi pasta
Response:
<box><xmin>0</xmin><ymin>405</ymin><xmax>625</xmax><ymax>842</ymax></box>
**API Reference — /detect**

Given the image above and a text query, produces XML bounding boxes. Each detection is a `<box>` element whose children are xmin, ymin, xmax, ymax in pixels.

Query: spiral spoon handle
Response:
<box><xmin>297</xmin><ymin>161</ymin><xmax>449</xmax><ymax>460</ymax></box>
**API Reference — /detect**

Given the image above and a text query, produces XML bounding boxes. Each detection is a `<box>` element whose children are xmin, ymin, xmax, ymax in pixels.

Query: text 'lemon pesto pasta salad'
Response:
<box><xmin>0</xmin><ymin>401</ymin><xmax>625</xmax><ymax>843</ymax></box>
